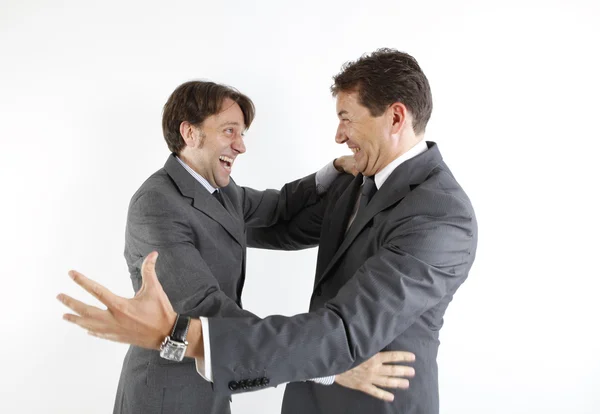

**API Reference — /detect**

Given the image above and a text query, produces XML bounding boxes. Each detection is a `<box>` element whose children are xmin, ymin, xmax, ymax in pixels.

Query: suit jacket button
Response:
<box><xmin>228</xmin><ymin>381</ymin><xmax>239</xmax><ymax>391</ymax></box>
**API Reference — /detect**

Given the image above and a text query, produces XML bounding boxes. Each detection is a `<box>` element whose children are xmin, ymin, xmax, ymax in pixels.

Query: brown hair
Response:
<box><xmin>162</xmin><ymin>81</ymin><xmax>255</xmax><ymax>154</ymax></box>
<box><xmin>331</xmin><ymin>48</ymin><xmax>432</xmax><ymax>134</ymax></box>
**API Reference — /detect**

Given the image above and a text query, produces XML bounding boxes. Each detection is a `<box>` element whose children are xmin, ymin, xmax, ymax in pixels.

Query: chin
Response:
<box><xmin>217</xmin><ymin>176</ymin><xmax>231</xmax><ymax>188</ymax></box>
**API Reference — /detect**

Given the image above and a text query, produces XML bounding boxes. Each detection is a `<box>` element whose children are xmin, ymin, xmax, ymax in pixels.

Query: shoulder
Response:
<box><xmin>129</xmin><ymin>168</ymin><xmax>184</xmax><ymax>211</ymax></box>
<box><xmin>410</xmin><ymin>163</ymin><xmax>476</xmax><ymax>219</ymax></box>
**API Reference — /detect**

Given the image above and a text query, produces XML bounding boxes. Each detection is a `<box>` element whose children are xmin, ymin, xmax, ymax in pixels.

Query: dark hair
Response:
<box><xmin>162</xmin><ymin>81</ymin><xmax>255</xmax><ymax>154</ymax></box>
<box><xmin>331</xmin><ymin>48</ymin><xmax>432</xmax><ymax>134</ymax></box>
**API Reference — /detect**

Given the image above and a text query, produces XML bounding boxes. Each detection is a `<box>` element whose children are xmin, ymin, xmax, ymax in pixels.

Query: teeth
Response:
<box><xmin>351</xmin><ymin>148</ymin><xmax>360</xmax><ymax>154</ymax></box>
<box><xmin>219</xmin><ymin>156</ymin><xmax>234</xmax><ymax>164</ymax></box>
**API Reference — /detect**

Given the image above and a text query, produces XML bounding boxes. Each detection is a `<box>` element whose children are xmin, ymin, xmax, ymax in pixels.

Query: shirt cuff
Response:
<box><xmin>315</xmin><ymin>160</ymin><xmax>342</xmax><ymax>195</ymax></box>
<box><xmin>309</xmin><ymin>375</ymin><xmax>336</xmax><ymax>385</ymax></box>
<box><xmin>194</xmin><ymin>317</ymin><xmax>213</xmax><ymax>382</ymax></box>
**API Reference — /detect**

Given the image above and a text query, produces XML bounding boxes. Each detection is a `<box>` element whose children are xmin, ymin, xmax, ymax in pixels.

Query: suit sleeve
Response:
<box><xmin>205</xmin><ymin>191</ymin><xmax>477</xmax><ymax>394</ymax></box>
<box><xmin>240</xmin><ymin>173</ymin><xmax>319</xmax><ymax>223</ymax></box>
<box><xmin>244</xmin><ymin>170</ymin><xmax>352</xmax><ymax>250</ymax></box>
<box><xmin>245</xmin><ymin>194</ymin><xmax>326</xmax><ymax>250</ymax></box>
<box><xmin>240</xmin><ymin>172</ymin><xmax>323</xmax><ymax>250</ymax></box>
<box><xmin>127</xmin><ymin>190</ymin><xmax>257</xmax><ymax>320</ymax></box>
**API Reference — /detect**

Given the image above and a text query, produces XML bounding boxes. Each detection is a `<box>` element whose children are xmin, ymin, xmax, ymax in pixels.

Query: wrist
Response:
<box><xmin>333</xmin><ymin>158</ymin><xmax>344</xmax><ymax>173</ymax></box>
<box><xmin>159</xmin><ymin>314</ymin><xmax>191</xmax><ymax>361</ymax></box>
<box><xmin>185</xmin><ymin>319</ymin><xmax>205</xmax><ymax>358</ymax></box>
<box><xmin>155</xmin><ymin>310</ymin><xmax>177</xmax><ymax>349</ymax></box>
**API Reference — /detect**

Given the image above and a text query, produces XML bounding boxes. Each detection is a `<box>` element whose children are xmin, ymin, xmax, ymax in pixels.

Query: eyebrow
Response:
<box><xmin>218</xmin><ymin>121</ymin><xmax>243</xmax><ymax>128</ymax></box>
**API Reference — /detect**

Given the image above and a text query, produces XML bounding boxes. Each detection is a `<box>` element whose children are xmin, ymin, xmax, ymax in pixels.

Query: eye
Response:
<box><xmin>224</xmin><ymin>128</ymin><xmax>234</xmax><ymax>135</ymax></box>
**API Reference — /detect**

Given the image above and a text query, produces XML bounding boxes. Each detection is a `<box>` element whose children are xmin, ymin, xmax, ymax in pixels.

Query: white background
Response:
<box><xmin>1</xmin><ymin>0</ymin><xmax>599</xmax><ymax>413</ymax></box>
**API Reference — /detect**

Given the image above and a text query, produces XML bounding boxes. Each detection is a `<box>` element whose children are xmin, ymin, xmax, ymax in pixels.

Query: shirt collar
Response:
<box><xmin>175</xmin><ymin>156</ymin><xmax>217</xmax><ymax>194</ymax></box>
<box><xmin>372</xmin><ymin>139</ymin><xmax>428</xmax><ymax>189</ymax></box>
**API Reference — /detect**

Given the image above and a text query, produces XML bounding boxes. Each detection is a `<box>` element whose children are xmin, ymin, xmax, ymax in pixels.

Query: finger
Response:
<box><xmin>361</xmin><ymin>384</ymin><xmax>395</xmax><ymax>402</ymax></box>
<box><xmin>68</xmin><ymin>270</ymin><xmax>122</xmax><ymax>308</ymax></box>
<box><xmin>378</xmin><ymin>351</ymin><xmax>416</xmax><ymax>363</ymax></box>
<box><xmin>372</xmin><ymin>376</ymin><xmax>410</xmax><ymax>389</ymax></box>
<box><xmin>379</xmin><ymin>364</ymin><xmax>415</xmax><ymax>378</ymax></box>
<box><xmin>62</xmin><ymin>313</ymin><xmax>112</xmax><ymax>334</ymax></box>
<box><xmin>139</xmin><ymin>252</ymin><xmax>173</xmax><ymax>312</ymax></box>
<box><xmin>63</xmin><ymin>313</ymin><xmax>86</xmax><ymax>328</ymax></box>
<box><xmin>57</xmin><ymin>293</ymin><xmax>106</xmax><ymax>318</ymax></box>
<box><xmin>140</xmin><ymin>251</ymin><xmax>160</xmax><ymax>289</ymax></box>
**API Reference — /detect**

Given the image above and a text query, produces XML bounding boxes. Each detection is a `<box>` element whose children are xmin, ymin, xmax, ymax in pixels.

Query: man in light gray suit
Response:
<box><xmin>60</xmin><ymin>49</ymin><xmax>477</xmax><ymax>414</ymax></box>
<box><xmin>114</xmin><ymin>80</ymin><xmax>325</xmax><ymax>413</ymax></box>
<box><xmin>110</xmin><ymin>80</ymin><xmax>415</xmax><ymax>414</ymax></box>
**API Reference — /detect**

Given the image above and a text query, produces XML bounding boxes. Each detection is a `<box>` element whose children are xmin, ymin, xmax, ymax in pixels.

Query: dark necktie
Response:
<box><xmin>359</xmin><ymin>176</ymin><xmax>377</xmax><ymax>212</ymax></box>
<box><xmin>345</xmin><ymin>175</ymin><xmax>377</xmax><ymax>234</ymax></box>
<box><xmin>213</xmin><ymin>189</ymin><xmax>225</xmax><ymax>208</ymax></box>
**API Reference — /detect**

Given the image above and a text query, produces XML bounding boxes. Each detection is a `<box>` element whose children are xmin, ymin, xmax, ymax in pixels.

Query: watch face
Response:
<box><xmin>159</xmin><ymin>338</ymin><xmax>187</xmax><ymax>361</ymax></box>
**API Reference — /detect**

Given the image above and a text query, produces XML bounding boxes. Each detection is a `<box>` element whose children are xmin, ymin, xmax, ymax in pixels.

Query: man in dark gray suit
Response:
<box><xmin>60</xmin><ymin>49</ymin><xmax>477</xmax><ymax>414</ymax></box>
<box><xmin>105</xmin><ymin>80</ymin><xmax>416</xmax><ymax>414</ymax></box>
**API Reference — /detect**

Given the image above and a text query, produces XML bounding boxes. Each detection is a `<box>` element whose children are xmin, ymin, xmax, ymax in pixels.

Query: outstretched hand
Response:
<box><xmin>57</xmin><ymin>252</ymin><xmax>177</xmax><ymax>350</ymax></box>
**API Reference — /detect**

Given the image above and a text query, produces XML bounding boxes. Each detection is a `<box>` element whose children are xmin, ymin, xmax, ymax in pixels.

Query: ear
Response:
<box><xmin>179</xmin><ymin>121</ymin><xmax>196</xmax><ymax>147</ymax></box>
<box><xmin>389</xmin><ymin>102</ymin><xmax>408</xmax><ymax>135</ymax></box>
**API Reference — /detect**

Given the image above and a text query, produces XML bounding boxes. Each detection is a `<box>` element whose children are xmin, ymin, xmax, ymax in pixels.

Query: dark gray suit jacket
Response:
<box><xmin>209</xmin><ymin>142</ymin><xmax>478</xmax><ymax>414</ymax></box>
<box><xmin>114</xmin><ymin>154</ymin><xmax>321</xmax><ymax>414</ymax></box>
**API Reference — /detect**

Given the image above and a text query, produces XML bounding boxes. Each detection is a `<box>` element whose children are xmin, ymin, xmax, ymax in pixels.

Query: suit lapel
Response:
<box><xmin>314</xmin><ymin>174</ymin><xmax>363</xmax><ymax>281</ymax></box>
<box><xmin>315</xmin><ymin>142</ymin><xmax>443</xmax><ymax>288</ymax></box>
<box><xmin>164</xmin><ymin>155</ymin><xmax>244</xmax><ymax>247</ymax></box>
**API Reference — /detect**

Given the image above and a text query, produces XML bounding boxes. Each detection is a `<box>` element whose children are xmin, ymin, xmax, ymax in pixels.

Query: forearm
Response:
<box><xmin>242</xmin><ymin>173</ymin><xmax>320</xmax><ymax>228</ymax></box>
<box><xmin>208</xmin><ymin>307</ymin><xmax>355</xmax><ymax>392</ymax></box>
<box><xmin>246</xmin><ymin>172</ymin><xmax>355</xmax><ymax>250</ymax></box>
<box><xmin>246</xmin><ymin>197</ymin><xmax>325</xmax><ymax>250</ymax></box>
<box><xmin>184</xmin><ymin>318</ymin><xmax>205</xmax><ymax>358</ymax></box>
<box><xmin>243</xmin><ymin>159</ymin><xmax>343</xmax><ymax>229</ymax></box>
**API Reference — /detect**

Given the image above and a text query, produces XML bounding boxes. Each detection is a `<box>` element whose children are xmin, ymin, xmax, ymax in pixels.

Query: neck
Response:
<box><xmin>377</xmin><ymin>134</ymin><xmax>424</xmax><ymax>173</ymax></box>
<box><xmin>178</xmin><ymin>152</ymin><xmax>205</xmax><ymax>178</ymax></box>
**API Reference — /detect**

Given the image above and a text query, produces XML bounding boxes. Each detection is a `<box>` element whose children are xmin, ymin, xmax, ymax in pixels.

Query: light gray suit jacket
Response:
<box><xmin>114</xmin><ymin>154</ymin><xmax>321</xmax><ymax>414</ymax></box>
<box><xmin>209</xmin><ymin>142</ymin><xmax>478</xmax><ymax>414</ymax></box>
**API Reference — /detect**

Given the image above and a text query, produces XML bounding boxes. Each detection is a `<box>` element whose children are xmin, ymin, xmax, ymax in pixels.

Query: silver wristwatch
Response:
<box><xmin>159</xmin><ymin>314</ymin><xmax>191</xmax><ymax>362</ymax></box>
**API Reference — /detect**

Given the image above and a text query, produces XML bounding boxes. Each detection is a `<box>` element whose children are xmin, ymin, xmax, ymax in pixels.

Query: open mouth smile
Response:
<box><xmin>219</xmin><ymin>155</ymin><xmax>234</xmax><ymax>171</ymax></box>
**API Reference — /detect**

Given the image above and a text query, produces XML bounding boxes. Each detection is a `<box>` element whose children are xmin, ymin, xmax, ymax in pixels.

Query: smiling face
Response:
<box><xmin>330</xmin><ymin>49</ymin><xmax>432</xmax><ymax>175</ymax></box>
<box><xmin>335</xmin><ymin>91</ymin><xmax>398</xmax><ymax>177</ymax></box>
<box><xmin>179</xmin><ymin>98</ymin><xmax>246</xmax><ymax>188</ymax></box>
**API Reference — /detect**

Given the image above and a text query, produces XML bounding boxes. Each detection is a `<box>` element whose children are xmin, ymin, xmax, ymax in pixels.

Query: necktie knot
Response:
<box><xmin>213</xmin><ymin>189</ymin><xmax>225</xmax><ymax>207</ymax></box>
<box><xmin>361</xmin><ymin>176</ymin><xmax>377</xmax><ymax>204</ymax></box>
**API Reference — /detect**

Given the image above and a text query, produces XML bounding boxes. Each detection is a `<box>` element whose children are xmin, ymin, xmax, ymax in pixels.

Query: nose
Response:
<box><xmin>232</xmin><ymin>134</ymin><xmax>246</xmax><ymax>154</ymax></box>
<box><xmin>335</xmin><ymin>124</ymin><xmax>347</xmax><ymax>144</ymax></box>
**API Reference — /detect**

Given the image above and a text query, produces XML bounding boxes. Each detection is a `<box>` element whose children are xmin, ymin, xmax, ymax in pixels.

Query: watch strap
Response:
<box><xmin>171</xmin><ymin>314</ymin><xmax>191</xmax><ymax>343</ymax></box>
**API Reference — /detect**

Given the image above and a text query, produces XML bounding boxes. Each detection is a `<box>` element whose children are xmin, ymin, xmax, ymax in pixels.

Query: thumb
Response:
<box><xmin>140</xmin><ymin>251</ymin><xmax>160</xmax><ymax>290</ymax></box>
